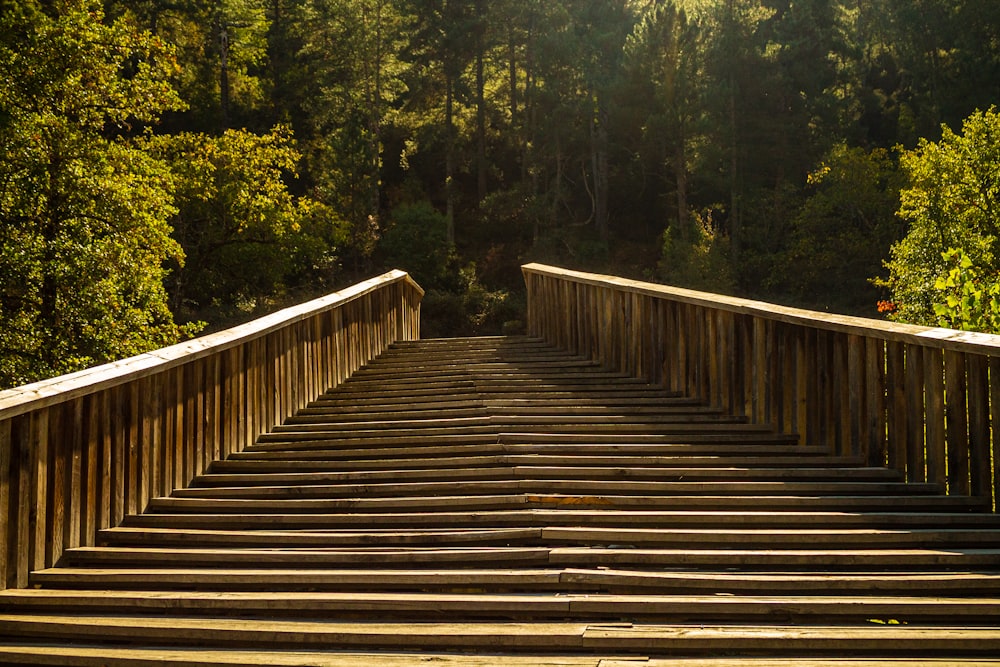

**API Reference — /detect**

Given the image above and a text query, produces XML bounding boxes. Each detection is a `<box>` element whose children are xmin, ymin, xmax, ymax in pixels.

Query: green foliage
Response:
<box><xmin>0</xmin><ymin>0</ymin><xmax>193</xmax><ymax>388</ymax></box>
<box><xmin>144</xmin><ymin>126</ymin><xmax>347</xmax><ymax>324</ymax></box>
<box><xmin>782</xmin><ymin>144</ymin><xmax>903</xmax><ymax>313</ymax></box>
<box><xmin>657</xmin><ymin>211</ymin><xmax>733</xmax><ymax>293</ymax></box>
<box><xmin>380</xmin><ymin>201</ymin><xmax>456</xmax><ymax>290</ymax></box>
<box><xmin>933</xmin><ymin>248</ymin><xmax>1000</xmax><ymax>334</ymax></box>
<box><xmin>420</xmin><ymin>264</ymin><xmax>524</xmax><ymax>339</ymax></box>
<box><xmin>883</xmin><ymin>107</ymin><xmax>1000</xmax><ymax>325</ymax></box>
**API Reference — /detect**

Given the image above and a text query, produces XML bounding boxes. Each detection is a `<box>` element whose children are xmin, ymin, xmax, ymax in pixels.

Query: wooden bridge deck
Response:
<box><xmin>3</xmin><ymin>336</ymin><xmax>1000</xmax><ymax>665</ymax></box>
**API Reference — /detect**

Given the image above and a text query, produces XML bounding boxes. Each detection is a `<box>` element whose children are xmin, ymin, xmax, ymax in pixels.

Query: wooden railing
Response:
<box><xmin>524</xmin><ymin>263</ymin><xmax>1000</xmax><ymax>509</ymax></box>
<box><xmin>0</xmin><ymin>271</ymin><xmax>423</xmax><ymax>590</ymax></box>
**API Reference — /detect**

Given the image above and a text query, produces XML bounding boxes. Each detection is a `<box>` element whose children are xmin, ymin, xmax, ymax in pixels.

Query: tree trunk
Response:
<box><xmin>592</xmin><ymin>91</ymin><xmax>609</xmax><ymax>241</ymax></box>
<box><xmin>476</xmin><ymin>49</ymin><xmax>487</xmax><ymax>201</ymax></box>
<box><xmin>219</xmin><ymin>22</ymin><xmax>231</xmax><ymax>129</ymax></box>
<box><xmin>674</xmin><ymin>136</ymin><xmax>688</xmax><ymax>236</ymax></box>
<box><xmin>445</xmin><ymin>72</ymin><xmax>456</xmax><ymax>244</ymax></box>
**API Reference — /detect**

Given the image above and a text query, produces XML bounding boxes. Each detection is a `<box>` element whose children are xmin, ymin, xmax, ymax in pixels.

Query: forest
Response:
<box><xmin>2</xmin><ymin>0</ymin><xmax>1000</xmax><ymax>389</ymax></box>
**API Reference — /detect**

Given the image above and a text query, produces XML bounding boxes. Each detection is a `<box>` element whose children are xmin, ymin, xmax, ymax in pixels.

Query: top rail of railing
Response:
<box><xmin>523</xmin><ymin>263</ymin><xmax>1000</xmax><ymax>354</ymax></box>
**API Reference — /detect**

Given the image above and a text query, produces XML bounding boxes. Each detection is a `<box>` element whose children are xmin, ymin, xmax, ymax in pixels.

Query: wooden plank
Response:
<box><xmin>0</xmin><ymin>615</ymin><xmax>591</xmax><ymax>650</ymax></box>
<box><xmin>549</xmin><ymin>547</ymin><xmax>1000</xmax><ymax>568</ymax></box>
<box><xmin>82</xmin><ymin>394</ymin><xmax>99</xmax><ymax>547</ymax></box>
<box><xmin>0</xmin><ymin>419</ymin><xmax>9</xmax><ymax>589</ymax></box>
<box><xmin>111</xmin><ymin>385</ymin><xmax>125</xmax><ymax>527</ymax></box>
<box><xmin>62</xmin><ymin>546</ymin><xmax>554</xmax><ymax>568</ymax></box>
<box><xmin>847</xmin><ymin>334</ymin><xmax>864</xmax><ymax>458</ymax></box>
<box><xmin>925</xmin><ymin>348</ymin><xmax>946</xmax><ymax>486</ymax></box>
<box><xmin>944</xmin><ymin>350</ymin><xmax>970</xmax><ymax>495</ymax></box>
<box><xmin>581</xmin><ymin>623</ymin><xmax>1000</xmax><ymax>653</ymax></box>
<box><xmin>5</xmin><ymin>589</ymin><xmax>1000</xmax><ymax>622</ymax></box>
<box><xmin>0</xmin><ymin>646</ymin><xmax>608</xmax><ymax>667</ymax></box>
<box><xmin>67</xmin><ymin>399</ymin><xmax>83</xmax><ymax>550</ymax></box>
<box><xmin>48</xmin><ymin>405</ymin><xmax>66</xmax><ymax>571</ymax></box>
<box><xmin>905</xmin><ymin>344</ymin><xmax>925</xmax><ymax>482</ymax></box>
<box><xmin>865</xmin><ymin>337</ymin><xmax>887</xmax><ymax>467</ymax></box>
<box><xmin>98</xmin><ymin>390</ymin><xmax>112</xmax><ymax>532</ymax></box>
<box><xmin>992</xmin><ymin>356</ymin><xmax>1000</xmax><ymax>511</ymax></box>
<box><xmin>126</xmin><ymin>380</ymin><xmax>140</xmax><ymax>517</ymax></box>
<box><xmin>29</xmin><ymin>410</ymin><xmax>49</xmax><ymax>572</ymax></box>
<box><xmin>32</xmin><ymin>567</ymin><xmax>564</xmax><ymax>591</ymax></box>
<box><xmin>967</xmin><ymin>355</ymin><xmax>991</xmax><ymax>503</ymax></box>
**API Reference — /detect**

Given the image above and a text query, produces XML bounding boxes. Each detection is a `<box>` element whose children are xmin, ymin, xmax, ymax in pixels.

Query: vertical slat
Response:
<box><xmin>924</xmin><ymin>347</ymin><xmax>946</xmax><ymax>487</ymax></box>
<box><xmin>944</xmin><ymin>350</ymin><xmax>970</xmax><ymax>496</ymax></box>
<box><xmin>795</xmin><ymin>329</ymin><xmax>810</xmax><ymax>445</ymax></box>
<box><xmin>67</xmin><ymin>399</ymin><xmax>83</xmax><ymax>549</ymax></box>
<box><xmin>30</xmin><ymin>410</ymin><xmax>49</xmax><ymax>571</ymax></box>
<box><xmin>967</xmin><ymin>354</ymin><xmax>991</xmax><ymax>504</ymax></box>
<box><xmin>126</xmin><ymin>381</ymin><xmax>140</xmax><ymax>517</ymax></box>
<box><xmin>82</xmin><ymin>395</ymin><xmax>99</xmax><ymax>546</ymax></box>
<box><xmin>111</xmin><ymin>385</ymin><xmax>125</xmax><ymax>527</ymax></box>
<box><xmin>12</xmin><ymin>416</ymin><xmax>31</xmax><ymax>588</ymax></box>
<box><xmin>816</xmin><ymin>330</ymin><xmax>833</xmax><ymax>452</ymax></box>
<box><xmin>905</xmin><ymin>343</ymin><xmax>925</xmax><ymax>482</ymax></box>
<box><xmin>887</xmin><ymin>341</ymin><xmax>907</xmax><ymax>474</ymax></box>
<box><xmin>47</xmin><ymin>406</ymin><xmax>65</xmax><ymax>567</ymax></box>
<box><xmin>866</xmin><ymin>337</ymin><xmax>887</xmax><ymax>468</ymax></box>
<box><xmin>991</xmin><ymin>357</ymin><xmax>1000</xmax><ymax>511</ymax></box>
<box><xmin>832</xmin><ymin>333</ymin><xmax>850</xmax><ymax>456</ymax></box>
<box><xmin>847</xmin><ymin>335</ymin><xmax>864</xmax><ymax>458</ymax></box>
<box><xmin>162</xmin><ymin>370</ymin><xmax>176</xmax><ymax>498</ymax></box>
<box><xmin>0</xmin><ymin>419</ymin><xmax>10</xmax><ymax>589</ymax></box>
<box><xmin>99</xmin><ymin>390</ymin><xmax>112</xmax><ymax>532</ymax></box>
<box><xmin>781</xmin><ymin>325</ymin><xmax>796</xmax><ymax>435</ymax></box>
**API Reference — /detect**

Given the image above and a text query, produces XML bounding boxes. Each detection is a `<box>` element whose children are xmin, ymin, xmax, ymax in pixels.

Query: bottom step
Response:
<box><xmin>0</xmin><ymin>645</ymin><xmax>998</xmax><ymax>667</ymax></box>
<box><xmin>3</xmin><ymin>616</ymin><xmax>1000</xmax><ymax>656</ymax></box>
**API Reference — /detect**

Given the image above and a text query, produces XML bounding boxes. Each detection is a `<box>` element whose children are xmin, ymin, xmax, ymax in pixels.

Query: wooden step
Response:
<box><xmin>206</xmin><ymin>457</ymin><xmax>877</xmax><ymax>474</ymax></box>
<box><xmin>31</xmin><ymin>566</ymin><xmax>1000</xmax><ymax>596</ymax></box>
<box><xmin>95</xmin><ymin>524</ymin><xmax>1000</xmax><ymax>550</ymax></box>
<box><xmin>123</xmin><ymin>508</ymin><xmax>1000</xmax><ymax>530</ymax></box>
<box><xmin>58</xmin><ymin>545</ymin><xmax>1000</xmax><ymax>571</ymax></box>
<box><xmin>5</xmin><ymin>588</ymin><xmax>1000</xmax><ymax>622</ymax></box>
<box><xmin>2</xmin><ymin>615</ymin><xmax>1000</xmax><ymax>656</ymax></box>
<box><xmin>0</xmin><ymin>644</ymin><xmax>631</xmax><ymax>666</ymax></box>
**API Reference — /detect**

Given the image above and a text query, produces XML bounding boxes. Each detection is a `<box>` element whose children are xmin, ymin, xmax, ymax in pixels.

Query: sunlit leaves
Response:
<box><xmin>884</xmin><ymin>107</ymin><xmax>1000</xmax><ymax>328</ymax></box>
<box><xmin>144</xmin><ymin>126</ymin><xmax>348</xmax><ymax>321</ymax></box>
<box><xmin>0</xmin><ymin>0</ymin><xmax>194</xmax><ymax>388</ymax></box>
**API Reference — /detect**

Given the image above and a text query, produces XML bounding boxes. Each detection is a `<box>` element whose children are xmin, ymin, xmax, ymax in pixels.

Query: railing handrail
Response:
<box><xmin>523</xmin><ymin>263</ymin><xmax>1000</xmax><ymax>354</ymax></box>
<box><xmin>0</xmin><ymin>270</ymin><xmax>424</xmax><ymax>420</ymax></box>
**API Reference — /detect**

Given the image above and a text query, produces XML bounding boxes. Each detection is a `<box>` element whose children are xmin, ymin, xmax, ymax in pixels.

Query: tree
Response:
<box><xmin>294</xmin><ymin>0</ymin><xmax>407</xmax><ymax>267</ymax></box>
<box><xmin>625</xmin><ymin>0</ymin><xmax>702</xmax><ymax>236</ymax></box>
<box><xmin>0</xmin><ymin>0</ymin><xmax>193</xmax><ymax>388</ymax></box>
<box><xmin>783</xmin><ymin>143</ymin><xmax>903</xmax><ymax>313</ymax></box>
<box><xmin>144</xmin><ymin>126</ymin><xmax>347</xmax><ymax>323</ymax></box>
<box><xmin>106</xmin><ymin>0</ymin><xmax>271</xmax><ymax>131</ymax></box>
<box><xmin>883</xmin><ymin>107</ymin><xmax>1000</xmax><ymax>326</ymax></box>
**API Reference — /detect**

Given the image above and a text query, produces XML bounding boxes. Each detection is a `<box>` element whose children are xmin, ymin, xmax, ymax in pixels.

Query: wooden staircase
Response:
<box><xmin>3</xmin><ymin>336</ymin><xmax>1000</xmax><ymax>665</ymax></box>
